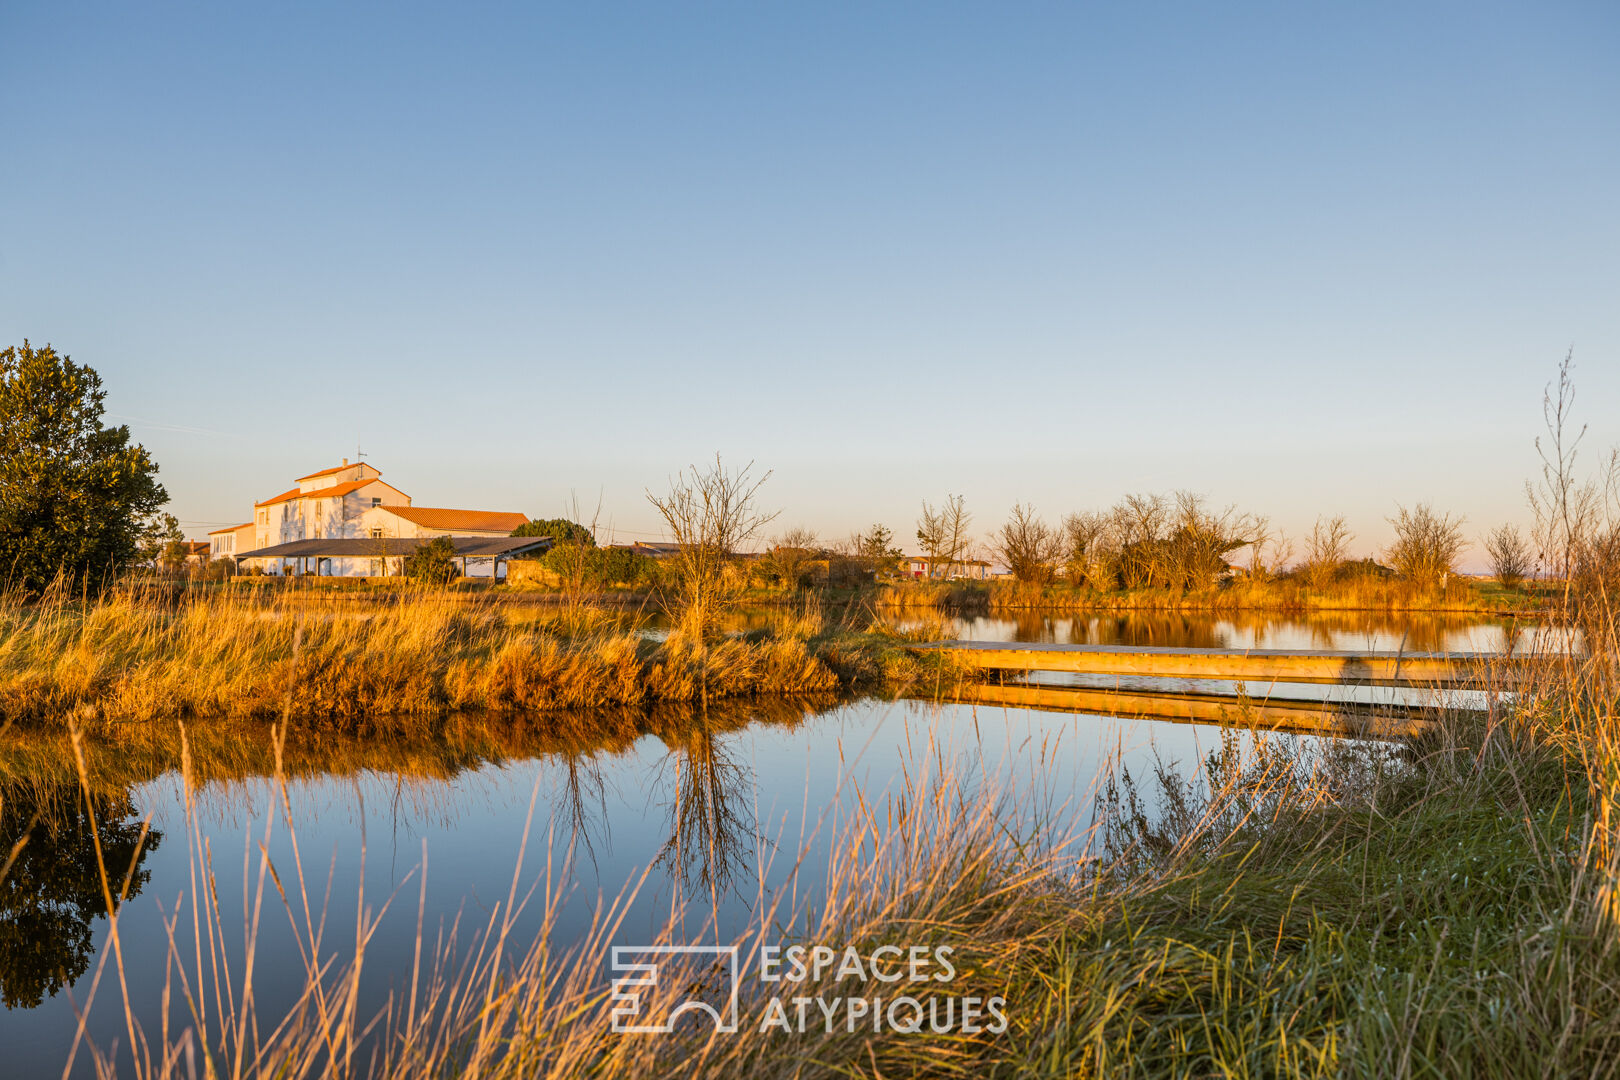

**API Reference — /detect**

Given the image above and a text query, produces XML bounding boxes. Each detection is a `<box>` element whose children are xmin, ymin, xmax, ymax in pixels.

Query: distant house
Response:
<box><xmin>903</xmin><ymin>556</ymin><xmax>993</xmax><ymax>581</ymax></box>
<box><xmin>611</xmin><ymin>541</ymin><xmax>683</xmax><ymax>559</ymax></box>
<box><xmin>237</xmin><ymin>460</ymin><xmax>528</xmax><ymax>577</ymax></box>
<box><xmin>207</xmin><ymin>523</ymin><xmax>255</xmax><ymax>562</ymax></box>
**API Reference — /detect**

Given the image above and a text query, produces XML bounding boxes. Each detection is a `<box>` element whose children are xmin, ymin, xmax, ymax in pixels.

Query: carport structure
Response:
<box><xmin>234</xmin><ymin>535</ymin><xmax>552</xmax><ymax>579</ymax></box>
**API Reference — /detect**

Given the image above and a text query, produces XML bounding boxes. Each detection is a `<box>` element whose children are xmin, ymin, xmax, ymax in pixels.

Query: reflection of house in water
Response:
<box><xmin>233</xmin><ymin>460</ymin><xmax>533</xmax><ymax>577</ymax></box>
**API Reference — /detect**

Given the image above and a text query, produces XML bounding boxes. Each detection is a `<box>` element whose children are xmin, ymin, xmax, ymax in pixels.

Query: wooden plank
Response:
<box><xmin>914</xmin><ymin>641</ymin><xmax>1522</xmax><ymax>687</ymax></box>
<box><xmin>941</xmin><ymin>681</ymin><xmax>1435</xmax><ymax>738</ymax></box>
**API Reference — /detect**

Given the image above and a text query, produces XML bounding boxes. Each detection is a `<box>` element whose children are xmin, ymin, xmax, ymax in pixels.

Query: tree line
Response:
<box><xmin>0</xmin><ymin>339</ymin><xmax>1593</xmax><ymax>600</ymax></box>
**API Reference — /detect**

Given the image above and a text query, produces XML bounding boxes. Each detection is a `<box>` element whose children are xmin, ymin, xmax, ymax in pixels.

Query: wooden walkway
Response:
<box><xmin>914</xmin><ymin>641</ymin><xmax>1520</xmax><ymax>687</ymax></box>
<box><xmin>946</xmin><ymin>681</ymin><xmax>1438</xmax><ymax>738</ymax></box>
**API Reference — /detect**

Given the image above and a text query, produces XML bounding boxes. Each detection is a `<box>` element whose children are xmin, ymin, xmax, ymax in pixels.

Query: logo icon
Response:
<box><xmin>610</xmin><ymin>945</ymin><xmax>741</xmax><ymax>1034</ymax></box>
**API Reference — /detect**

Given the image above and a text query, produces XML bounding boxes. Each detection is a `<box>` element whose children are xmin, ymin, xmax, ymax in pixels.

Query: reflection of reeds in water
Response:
<box><xmin>0</xmin><ymin>695</ymin><xmax>841</xmax><ymax>812</ymax></box>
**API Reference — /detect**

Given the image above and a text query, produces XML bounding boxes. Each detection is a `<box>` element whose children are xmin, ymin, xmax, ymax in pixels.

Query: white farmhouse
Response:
<box><xmin>238</xmin><ymin>460</ymin><xmax>530</xmax><ymax>577</ymax></box>
<box><xmin>252</xmin><ymin>461</ymin><xmax>411</xmax><ymax>551</ymax></box>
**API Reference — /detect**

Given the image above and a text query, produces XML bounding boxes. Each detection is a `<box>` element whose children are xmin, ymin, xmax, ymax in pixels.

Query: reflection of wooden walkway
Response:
<box><xmin>946</xmin><ymin>681</ymin><xmax>1437</xmax><ymax>738</ymax></box>
<box><xmin>914</xmin><ymin>641</ymin><xmax>1516</xmax><ymax>687</ymax></box>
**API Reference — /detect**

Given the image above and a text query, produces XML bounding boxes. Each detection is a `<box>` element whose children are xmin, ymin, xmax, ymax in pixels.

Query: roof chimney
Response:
<box><xmin>342</xmin><ymin>457</ymin><xmax>349</xmax><ymax>465</ymax></box>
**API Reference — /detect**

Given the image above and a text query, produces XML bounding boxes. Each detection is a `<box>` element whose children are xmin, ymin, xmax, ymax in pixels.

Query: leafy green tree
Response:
<box><xmin>598</xmin><ymin>545</ymin><xmax>654</xmax><ymax>588</ymax></box>
<box><xmin>405</xmin><ymin>535</ymin><xmax>459</xmax><ymax>583</ymax></box>
<box><xmin>0</xmin><ymin>342</ymin><xmax>169</xmax><ymax>594</ymax></box>
<box><xmin>513</xmin><ymin>518</ymin><xmax>595</xmax><ymax>546</ymax></box>
<box><xmin>144</xmin><ymin>512</ymin><xmax>185</xmax><ymax>573</ymax></box>
<box><xmin>850</xmin><ymin>524</ymin><xmax>905</xmax><ymax>580</ymax></box>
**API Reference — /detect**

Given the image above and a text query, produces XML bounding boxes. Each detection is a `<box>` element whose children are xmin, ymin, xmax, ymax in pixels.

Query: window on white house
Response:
<box><xmin>372</xmin><ymin>497</ymin><xmax>381</xmax><ymax>507</ymax></box>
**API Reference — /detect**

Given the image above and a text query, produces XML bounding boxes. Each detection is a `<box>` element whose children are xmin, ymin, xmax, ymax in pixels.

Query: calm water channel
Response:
<box><xmin>0</xmin><ymin>611</ymin><xmax>1532</xmax><ymax>1074</ymax></box>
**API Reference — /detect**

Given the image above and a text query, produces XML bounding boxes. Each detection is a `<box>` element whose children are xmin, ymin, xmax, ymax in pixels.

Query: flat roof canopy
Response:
<box><xmin>235</xmin><ymin>535</ymin><xmax>552</xmax><ymax>560</ymax></box>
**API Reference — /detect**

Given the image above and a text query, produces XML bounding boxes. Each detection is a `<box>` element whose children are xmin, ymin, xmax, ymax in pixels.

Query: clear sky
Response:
<box><xmin>3</xmin><ymin>2</ymin><xmax>1617</xmax><ymax>563</ymax></box>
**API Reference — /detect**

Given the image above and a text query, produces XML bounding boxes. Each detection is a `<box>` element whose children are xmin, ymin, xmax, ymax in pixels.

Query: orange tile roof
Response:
<box><xmin>373</xmin><ymin>506</ymin><xmax>528</xmax><ymax>533</ymax></box>
<box><xmin>208</xmin><ymin>522</ymin><xmax>253</xmax><ymax>535</ymax></box>
<box><xmin>255</xmin><ymin>478</ymin><xmax>376</xmax><ymax>507</ymax></box>
<box><xmin>296</xmin><ymin>463</ymin><xmax>379</xmax><ymax>482</ymax></box>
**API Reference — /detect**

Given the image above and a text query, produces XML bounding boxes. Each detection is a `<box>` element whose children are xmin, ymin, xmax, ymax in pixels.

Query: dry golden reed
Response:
<box><xmin>0</xmin><ymin>586</ymin><xmax>848</xmax><ymax>728</ymax></box>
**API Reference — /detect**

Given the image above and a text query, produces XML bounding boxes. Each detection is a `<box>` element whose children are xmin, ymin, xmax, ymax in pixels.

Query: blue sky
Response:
<box><xmin>3</xmin><ymin>2</ymin><xmax>1617</xmax><ymax>560</ymax></box>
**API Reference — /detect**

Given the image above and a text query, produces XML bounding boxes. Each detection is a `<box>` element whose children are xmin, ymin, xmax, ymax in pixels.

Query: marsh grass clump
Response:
<box><xmin>647</xmin><ymin>455</ymin><xmax>778</xmax><ymax>642</ymax></box>
<box><xmin>0</xmin><ymin>583</ymin><xmax>883</xmax><ymax>728</ymax></box>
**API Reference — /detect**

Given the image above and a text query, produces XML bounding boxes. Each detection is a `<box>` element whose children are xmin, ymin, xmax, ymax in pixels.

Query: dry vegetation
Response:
<box><xmin>879</xmin><ymin>485</ymin><xmax>1546</xmax><ymax>615</ymax></box>
<box><xmin>0</xmin><ymin>584</ymin><xmax>950</xmax><ymax>729</ymax></box>
<box><xmin>0</xmin><ymin>457</ymin><xmax>982</xmax><ymax>730</ymax></box>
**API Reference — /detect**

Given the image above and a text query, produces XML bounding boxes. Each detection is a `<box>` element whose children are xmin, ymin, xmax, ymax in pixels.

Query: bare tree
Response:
<box><xmin>647</xmin><ymin>456</ymin><xmax>779</xmax><ymax>640</ymax></box>
<box><xmin>916</xmin><ymin>494</ymin><xmax>972</xmax><ymax>580</ymax></box>
<box><xmin>1482</xmin><ymin>524</ymin><xmax>1531</xmax><ymax>589</ymax></box>
<box><xmin>1245</xmin><ymin>520</ymin><xmax>1293</xmax><ymax>583</ymax></box>
<box><xmin>1386</xmin><ymin>503</ymin><xmax>1467</xmax><ymax>588</ymax></box>
<box><xmin>1059</xmin><ymin>510</ymin><xmax>1111</xmax><ymax>587</ymax></box>
<box><xmin>1160</xmin><ymin>492</ymin><xmax>1255</xmax><ymax>589</ymax></box>
<box><xmin>1302</xmin><ymin>515</ymin><xmax>1353</xmax><ymax>589</ymax></box>
<box><xmin>1112</xmin><ymin>493</ymin><xmax>1168</xmax><ymax>588</ymax></box>
<box><xmin>994</xmin><ymin>504</ymin><xmax>1062</xmax><ymax>584</ymax></box>
<box><xmin>550</xmin><ymin>491</ymin><xmax>605</xmax><ymax>626</ymax></box>
<box><xmin>1528</xmin><ymin>349</ymin><xmax>1601</xmax><ymax>589</ymax></box>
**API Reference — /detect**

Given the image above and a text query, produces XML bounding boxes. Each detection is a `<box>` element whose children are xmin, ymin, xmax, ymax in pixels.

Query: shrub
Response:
<box><xmin>1386</xmin><ymin>503</ymin><xmax>1467</xmax><ymax>588</ymax></box>
<box><xmin>994</xmin><ymin>504</ymin><xmax>1061</xmax><ymax>584</ymax></box>
<box><xmin>1302</xmin><ymin>515</ymin><xmax>1353</xmax><ymax>589</ymax></box>
<box><xmin>647</xmin><ymin>456</ymin><xmax>777</xmax><ymax>640</ymax></box>
<box><xmin>1483</xmin><ymin>523</ymin><xmax>1532</xmax><ymax>589</ymax></box>
<box><xmin>404</xmin><ymin>536</ymin><xmax>458</xmax><ymax>583</ymax></box>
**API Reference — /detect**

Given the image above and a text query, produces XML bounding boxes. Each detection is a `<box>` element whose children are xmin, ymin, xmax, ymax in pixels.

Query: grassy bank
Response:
<box><xmin>875</xmin><ymin>575</ymin><xmax>1550</xmax><ymax>615</ymax></box>
<box><xmin>0</xmin><ymin>587</ymin><xmax>947</xmax><ymax>729</ymax></box>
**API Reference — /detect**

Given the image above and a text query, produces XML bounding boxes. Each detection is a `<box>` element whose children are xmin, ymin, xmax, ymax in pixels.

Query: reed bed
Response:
<box><xmin>876</xmin><ymin>576</ymin><xmax>1547</xmax><ymax>616</ymax></box>
<box><xmin>0</xmin><ymin>586</ymin><xmax>921</xmax><ymax>729</ymax></box>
